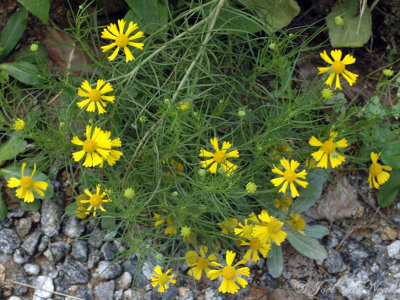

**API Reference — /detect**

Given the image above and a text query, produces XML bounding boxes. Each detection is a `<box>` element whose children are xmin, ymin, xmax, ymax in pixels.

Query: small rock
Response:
<box><xmin>324</xmin><ymin>249</ymin><xmax>346</xmax><ymax>274</ymax></box>
<box><xmin>179</xmin><ymin>287</ymin><xmax>194</xmax><ymax>300</ymax></box>
<box><xmin>387</xmin><ymin>241</ymin><xmax>400</xmax><ymax>259</ymax></box>
<box><xmin>371</xmin><ymin>232</ymin><xmax>382</xmax><ymax>245</ymax></box>
<box><xmin>335</xmin><ymin>274</ymin><xmax>369</xmax><ymax>300</ymax></box>
<box><xmin>16</xmin><ymin>217</ymin><xmax>32</xmax><ymax>237</ymax></box>
<box><xmin>8</xmin><ymin>297</ymin><xmax>22</xmax><ymax>300</ymax></box>
<box><xmin>204</xmin><ymin>287</ymin><xmax>224</xmax><ymax>300</ymax></box>
<box><xmin>62</xmin><ymin>216</ymin><xmax>85</xmax><ymax>238</ymax></box>
<box><xmin>37</xmin><ymin>235</ymin><xmax>50</xmax><ymax>252</ymax></box>
<box><xmin>142</xmin><ymin>260</ymin><xmax>156</xmax><ymax>280</ymax></box>
<box><xmin>24</xmin><ymin>263</ymin><xmax>40</xmax><ymax>275</ymax></box>
<box><xmin>114</xmin><ymin>289</ymin><xmax>124</xmax><ymax>300</ymax></box>
<box><xmin>21</xmin><ymin>230</ymin><xmax>42</xmax><ymax>255</ymax></box>
<box><xmin>324</xmin><ymin>229</ymin><xmax>343</xmax><ymax>249</ymax></box>
<box><xmin>41</xmin><ymin>195</ymin><xmax>64</xmax><ymax>237</ymax></box>
<box><xmin>117</xmin><ymin>272</ymin><xmax>132</xmax><ymax>290</ymax></box>
<box><xmin>87</xmin><ymin>229</ymin><xmax>104</xmax><ymax>249</ymax></box>
<box><xmin>87</xmin><ymin>248</ymin><xmax>102</xmax><ymax>269</ymax></box>
<box><xmin>49</xmin><ymin>241</ymin><xmax>71</xmax><ymax>261</ymax></box>
<box><xmin>42</xmin><ymin>261</ymin><xmax>59</xmax><ymax>279</ymax></box>
<box><xmin>381</xmin><ymin>227</ymin><xmax>398</xmax><ymax>241</ymax></box>
<box><xmin>30</xmin><ymin>211</ymin><xmax>41</xmax><ymax>223</ymax></box>
<box><xmin>7</xmin><ymin>206</ymin><xmax>25</xmax><ymax>218</ymax></box>
<box><xmin>101</xmin><ymin>242</ymin><xmax>118</xmax><ymax>260</ymax></box>
<box><xmin>0</xmin><ymin>228</ymin><xmax>21</xmax><ymax>254</ymax></box>
<box><xmin>97</xmin><ymin>260</ymin><xmax>123</xmax><ymax>280</ymax></box>
<box><xmin>33</xmin><ymin>276</ymin><xmax>54</xmax><ymax>298</ymax></box>
<box><xmin>75</xmin><ymin>286</ymin><xmax>94</xmax><ymax>300</ymax></box>
<box><xmin>54</xmin><ymin>277</ymin><xmax>69</xmax><ymax>300</ymax></box>
<box><xmin>13</xmin><ymin>249</ymin><xmax>30</xmax><ymax>264</ymax></box>
<box><xmin>95</xmin><ymin>280</ymin><xmax>115</xmax><ymax>300</ymax></box>
<box><xmin>59</xmin><ymin>257</ymin><xmax>89</xmax><ymax>284</ymax></box>
<box><xmin>0</xmin><ymin>253</ymin><xmax>12</xmax><ymax>264</ymax></box>
<box><xmin>6</xmin><ymin>264</ymin><xmax>28</xmax><ymax>295</ymax></box>
<box><xmin>71</xmin><ymin>240</ymin><xmax>88</xmax><ymax>262</ymax></box>
<box><xmin>124</xmin><ymin>289</ymin><xmax>132</xmax><ymax>299</ymax></box>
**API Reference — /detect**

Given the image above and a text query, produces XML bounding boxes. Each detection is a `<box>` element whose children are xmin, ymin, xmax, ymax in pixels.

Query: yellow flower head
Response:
<box><xmin>101</xmin><ymin>19</ymin><xmax>144</xmax><ymax>62</ymax></box>
<box><xmin>318</xmin><ymin>49</ymin><xmax>358</xmax><ymax>90</ymax></box>
<box><xmin>77</xmin><ymin>80</ymin><xmax>115</xmax><ymax>114</ymax></box>
<box><xmin>274</xmin><ymin>195</ymin><xmax>293</xmax><ymax>211</ymax></box>
<box><xmin>71</xmin><ymin>125</ymin><xmax>112</xmax><ymax>168</ymax></box>
<box><xmin>7</xmin><ymin>163</ymin><xmax>48</xmax><ymax>203</ymax></box>
<box><xmin>234</xmin><ymin>219</ymin><xmax>254</xmax><ymax>239</ymax></box>
<box><xmin>178</xmin><ymin>101</ymin><xmax>190</xmax><ymax>110</ymax></box>
<box><xmin>246</xmin><ymin>182</ymin><xmax>257</xmax><ymax>194</ymax></box>
<box><xmin>75</xmin><ymin>194</ymin><xmax>90</xmax><ymax>219</ymax></box>
<box><xmin>184</xmin><ymin>246</ymin><xmax>218</xmax><ymax>280</ymax></box>
<box><xmin>151</xmin><ymin>266</ymin><xmax>176</xmax><ymax>293</ymax></box>
<box><xmin>14</xmin><ymin>118</ymin><xmax>25</xmax><ymax>130</ymax></box>
<box><xmin>180</xmin><ymin>226</ymin><xmax>195</xmax><ymax>243</ymax></box>
<box><xmin>368</xmin><ymin>152</ymin><xmax>392</xmax><ymax>189</ymax></box>
<box><xmin>208</xmin><ymin>250</ymin><xmax>250</xmax><ymax>294</ymax></box>
<box><xmin>241</xmin><ymin>237</ymin><xmax>271</xmax><ymax>262</ymax></box>
<box><xmin>199</xmin><ymin>137</ymin><xmax>239</xmax><ymax>177</ymax></box>
<box><xmin>153</xmin><ymin>212</ymin><xmax>177</xmax><ymax>235</ymax></box>
<box><xmin>253</xmin><ymin>210</ymin><xmax>287</xmax><ymax>245</ymax></box>
<box><xmin>218</xmin><ymin>217</ymin><xmax>238</xmax><ymax>234</ymax></box>
<box><xmin>287</xmin><ymin>213</ymin><xmax>306</xmax><ymax>235</ymax></box>
<box><xmin>309</xmin><ymin>131</ymin><xmax>348</xmax><ymax>169</ymax></box>
<box><xmin>79</xmin><ymin>185</ymin><xmax>112</xmax><ymax>217</ymax></box>
<box><xmin>271</xmin><ymin>158</ymin><xmax>308</xmax><ymax>198</ymax></box>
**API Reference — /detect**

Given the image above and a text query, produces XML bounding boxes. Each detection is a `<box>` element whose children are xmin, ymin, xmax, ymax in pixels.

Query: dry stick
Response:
<box><xmin>356</xmin><ymin>0</ymin><xmax>368</xmax><ymax>35</ymax></box>
<box><xmin>370</xmin><ymin>0</ymin><xmax>380</xmax><ymax>11</ymax></box>
<box><xmin>6</xmin><ymin>279</ymin><xmax>84</xmax><ymax>300</ymax></box>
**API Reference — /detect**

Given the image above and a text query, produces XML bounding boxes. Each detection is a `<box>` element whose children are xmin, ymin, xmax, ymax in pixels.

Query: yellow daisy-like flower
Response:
<box><xmin>7</xmin><ymin>163</ymin><xmax>48</xmax><ymax>203</ymax></box>
<box><xmin>318</xmin><ymin>49</ymin><xmax>358</xmax><ymax>90</ymax></box>
<box><xmin>368</xmin><ymin>152</ymin><xmax>392</xmax><ymax>189</ymax></box>
<box><xmin>101</xmin><ymin>19</ymin><xmax>144</xmax><ymax>62</ymax></box>
<box><xmin>153</xmin><ymin>213</ymin><xmax>177</xmax><ymax>235</ymax></box>
<box><xmin>77</xmin><ymin>80</ymin><xmax>115</xmax><ymax>114</ymax></box>
<box><xmin>71</xmin><ymin>125</ymin><xmax>112</xmax><ymax>168</ymax></box>
<box><xmin>199</xmin><ymin>137</ymin><xmax>239</xmax><ymax>177</ymax></box>
<box><xmin>253</xmin><ymin>210</ymin><xmax>287</xmax><ymax>245</ymax></box>
<box><xmin>309</xmin><ymin>131</ymin><xmax>348</xmax><ymax>169</ymax></box>
<box><xmin>208</xmin><ymin>251</ymin><xmax>250</xmax><ymax>294</ymax></box>
<box><xmin>234</xmin><ymin>219</ymin><xmax>254</xmax><ymax>239</ymax></box>
<box><xmin>274</xmin><ymin>195</ymin><xmax>293</xmax><ymax>211</ymax></box>
<box><xmin>185</xmin><ymin>246</ymin><xmax>218</xmax><ymax>280</ymax></box>
<box><xmin>271</xmin><ymin>158</ymin><xmax>308</xmax><ymax>198</ymax></box>
<box><xmin>151</xmin><ymin>266</ymin><xmax>176</xmax><ymax>293</ymax></box>
<box><xmin>241</xmin><ymin>237</ymin><xmax>271</xmax><ymax>262</ymax></box>
<box><xmin>79</xmin><ymin>185</ymin><xmax>112</xmax><ymax>217</ymax></box>
<box><xmin>286</xmin><ymin>213</ymin><xmax>306</xmax><ymax>235</ymax></box>
<box><xmin>14</xmin><ymin>118</ymin><xmax>25</xmax><ymax>130</ymax></box>
<box><xmin>218</xmin><ymin>217</ymin><xmax>238</xmax><ymax>234</ymax></box>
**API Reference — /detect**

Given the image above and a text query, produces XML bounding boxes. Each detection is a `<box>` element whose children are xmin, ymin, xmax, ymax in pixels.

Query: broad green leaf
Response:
<box><xmin>125</xmin><ymin>0</ymin><xmax>168</xmax><ymax>38</ymax></box>
<box><xmin>65</xmin><ymin>202</ymin><xmax>78</xmax><ymax>217</ymax></box>
<box><xmin>0</xmin><ymin>136</ymin><xmax>28</xmax><ymax>166</ymax></box>
<box><xmin>17</xmin><ymin>0</ymin><xmax>50</xmax><ymax>24</ymax></box>
<box><xmin>0</xmin><ymin>62</ymin><xmax>40</xmax><ymax>85</ymax></box>
<box><xmin>20</xmin><ymin>198</ymin><xmax>41</xmax><ymax>211</ymax></box>
<box><xmin>326</xmin><ymin>0</ymin><xmax>372</xmax><ymax>47</ymax></box>
<box><xmin>0</xmin><ymin>193</ymin><xmax>7</xmax><ymax>221</ymax></box>
<box><xmin>267</xmin><ymin>243</ymin><xmax>283</xmax><ymax>278</ymax></box>
<box><xmin>382</xmin><ymin>143</ymin><xmax>400</xmax><ymax>169</ymax></box>
<box><xmin>247</xmin><ymin>0</ymin><xmax>300</xmax><ymax>32</ymax></box>
<box><xmin>287</xmin><ymin>229</ymin><xmax>327</xmax><ymax>261</ymax></box>
<box><xmin>291</xmin><ymin>168</ymin><xmax>330</xmax><ymax>214</ymax></box>
<box><xmin>0</xmin><ymin>8</ymin><xmax>28</xmax><ymax>59</ymax></box>
<box><xmin>377</xmin><ymin>169</ymin><xmax>400</xmax><ymax>208</ymax></box>
<box><xmin>0</xmin><ymin>164</ymin><xmax>53</xmax><ymax>200</ymax></box>
<box><xmin>10</xmin><ymin>43</ymin><xmax>48</xmax><ymax>64</ymax></box>
<box><xmin>210</xmin><ymin>5</ymin><xmax>262</xmax><ymax>33</ymax></box>
<box><xmin>304</xmin><ymin>225</ymin><xmax>330</xmax><ymax>239</ymax></box>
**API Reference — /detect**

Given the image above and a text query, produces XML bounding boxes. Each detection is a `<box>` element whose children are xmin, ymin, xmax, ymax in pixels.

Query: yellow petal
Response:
<box><xmin>8</xmin><ymin>177</ymin><xmax>21</xmax><ymax>188</ymax></box>
<box><xmin>320</xmin><ymin>50</ymin><xmax>333</xmax><ymax>64</ymax></box>
<box><xmin>342</xmin><ymin>54</ymin><xmax>356</xmax><ymax>65</ymax></box>
<box><xmin>199</xmin><ymin>149</ymin><xmax>214</xmax><ymax>157</ymax></box>
<box><xmin>210</xmin><ymin>137</ymin><xmax>219</xmax><ymax>151</ymax></box>
<box><xmin>309</xmin><ymin>136</ymin><xmax>323</xmax><ymax>147</ymax></box>
<box><xmin>124</xmin><ymin>47</ymin><xmax>134</xmax><ymax>62</ymax></box>
<box><xmin>331</xmin><ymin>49</ymin><xmax>342</xmax><ymax>61</ymax></box>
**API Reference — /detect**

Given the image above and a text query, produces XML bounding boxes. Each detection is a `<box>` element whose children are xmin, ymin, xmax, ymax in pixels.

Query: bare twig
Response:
<box><xmin>370</xmin><ymin>0</ymin><xmax>380</xmax><ymax>11</ymax></box>
<box><xmin>356</xmin><ymin>0</ymin><xmax>368</xmax><ymax>35</ymax></box>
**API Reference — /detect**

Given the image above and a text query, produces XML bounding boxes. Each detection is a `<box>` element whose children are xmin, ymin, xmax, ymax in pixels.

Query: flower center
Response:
<box><xmin>331</xmin><ymin>61</ymin><xmax>345</xmax><ymax>74</ymax></box>
<box><xmin>213</xmin><ymin>150</ymin><xmax>226</xmax><ymax>163</ymax></box>
<box><xmin>322</xmin><ymin>140</ymin><xmax>335</xmax><ymax>154</ymax></box>
<box><xmin>115</xmin><ymin>34</ymin><xmax>129</xmax><ymax>47</ymax></box>
<box><xmin>283</xmin><ymin>170</ymin><xmax>296</xmax><ymax>182</ymax></box>
<box><xmin>242</xmin><ymin>225</ymin><xmax>253</xmax><ymax>236</ymax></box>
<box><xmin>268</xmin><ymin>221</ymin><xmax>281</xmax><ymax>234</ymax></box>
<box><xmin>222</xmin><ymin>266</ymin><xmax>236</xmax><ymax>280</ymax></box>
<box><xmin>197</xmin><ymin>257</ymin><xmax>208</xmax><ymax>269</ymax></box>
<box><xmin>90</xmin><ymin>194</ymin><xmax>102</xmax><ymax>206</ymax></box>
<box><xmin>83</xmin><ymin>139</ymin><xmax>97</xmax><ymax>153</ymax></box>
<box><xmin>250</xmin><ymin>238</ymin><xmax>261</xmax><ymax>250</ymax></box>
<box><xmin>20</xmin><ymin>176</ymin><xmax>33</xmax><ymax>189</ymax></box>
<box><xmin>88</xmin><ymin>89</ymin><xmax>101</xmax><ymax>101</ymax></box>
<box><xmin>158</xmin><ymin>273</ymin><xmax>169</xmax><ymax>285</ymax></box>
<box><xmin>370</xmin><ymin>163</ymin><xmax>382</xmax><ymax>176</ymax></box>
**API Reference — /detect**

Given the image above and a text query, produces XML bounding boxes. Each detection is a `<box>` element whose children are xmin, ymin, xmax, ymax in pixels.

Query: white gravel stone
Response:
<box><xmin>33</xmin><ymin>276</ymin><xmax>54</xmax><ymax>298</ymax></box>
<box><xmin>387</xmin><ymin>240</ymin><xmax>400</xmax><ymax>259</ymax></box>
<box><xmin>117</xmin><ymin>271</ymin><xmax>132</xmax><ymax>290</ymax></box>
<box><xmin>24</xmin><ymin>263</ymin><xmax>40</xmax><ymax>275</ymax></box>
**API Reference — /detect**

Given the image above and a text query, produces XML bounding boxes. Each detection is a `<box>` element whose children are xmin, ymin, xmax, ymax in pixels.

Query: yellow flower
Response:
<box><xmin>253</xmin><ymin>210</ymin><xmax>287</xmax><ymax>245</ymax></box>
<box><xmin>286</xmin><ymin>213</ymin><xmax>306</xmax><ymax>235</ymax></box>
<box><xmin>77</xmin><ymin>80</ymin><xmax>115</xmax><ymax>114</ymax></box>
<box><xmin>180</xmin><ymin>226</ymin><xmax>191</xmax><ymax>238</ymax></box>
<box><xmin>14</xmin><ymin>118</ymin><xmax>25</xmax><ymax>130</ymax></box>
<box><xmin>79</xmin><ymin>185</ymin><xmax>112</xmax><ymax>217</ymax></box>
<box><xmin>368</xmin><ymin>152</ymin><xmax>392</xmax><ymax>189</ymax></box>
<box><xmin>153</xmin><ymin>213</ymin><xmax>177</xmax><ymax>235</ymax></box>
<box><xmin>101</xmin><ymin>19</ymin><xmax>144</xmax><ymax>62</ymax></box>
<box><xmin>274</xmin><ymin>195</ymin><xmax>293</xmax><ymax>211</ymax></box>
<box><xmin>246</xmin><ymin>182</ymin><xmax>257</xmax><ymax>193</ymax></box>
<box><xmin>151</xmin><ymin>266</ymin><xmax>176</xmax><ymax>293</ymax></box>
<box><xmin>71</xmin><ymin>125</ymin><xmax>112</xmax><ymax>168</ymax></box>
<box><xmin>271</xmin><ymin>158</ymin><xmax>308</xmax><ymax>198</ymax></box>
<box><xmin>185</xmin><ymin>246</ymin><xmax>218</xmax><ymax>280</ymax></box>
<box><xmin>309</xmin><ymin>131</ymin><xmax>348</xmax><ymax>169</ymax></box>
<box><xmin>241</xmin><ymin>237</ymin><xmax>271</xmax><ymax>262</ymax></box>
<box><xmin>199</xmin><ymin>137</ymin><xmax>239</xmax><ymax>177</ymax></box>
<box><xmin>75</xmin><ymin>194</ymin><xmax>90</xmax><ymax>219</ymax></box>
<box><xmin>234</xmin><ymin>219</ymin><xmax>254</xmax><ymax>239</ymax></box>
<box><xmin>7</xmin><ymin>163</ymin><xmax>48</xmax><ymax>203</ymax></box>
<box><xmin>218</xmin><ymin>217</ymin><xmax>238</xmax><ymax>234</ymax></box>
<box><xmin>177</xmin><ymin>101</ymin><xmax>190</xmax><ymax>110</ymax></box>
<box><xmin>208</xmin><ymin>250</ymin><xmax>250</xmax><ymax>294</ymax></box>
<box><xmin>318</xmin><ymin>49</ymin><xmax>358</xmax><ymax>90</ymax></box>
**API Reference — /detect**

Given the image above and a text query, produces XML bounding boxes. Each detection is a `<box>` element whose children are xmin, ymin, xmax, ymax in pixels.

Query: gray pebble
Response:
<box><xmin>58</xmin><ymin>257</ymin><xmax>89</xmax><ymax>284</ymax></box>
<box><xmin>54</xmin><ymin>277</ymin><xmax>69</xmax><ymax>300</ymax></box>
<box><xmin>204</xmin><ymin>287</ymin><xmax>225</xmax><ymax>300</ymax></box>
<box><xmin>21</xmin><ymin>230</ymin><xmax>42</xmax><ymax>255</ymax></box>
<box><xmin>42</xmin><ymin>261</ymin><xmax>59</xmax><ymax>279</ymax></box>
<box><xmin>37</xmin><ymin>235</ymin><xmax>50</xmax><ymax>252</ymax></box>
<box><xmin>0</xmin><ymin>228</ymin><xmax>21</xmax><ymax>254</ymax></box>
<box><xmin>114</xmin><ymin>289</ymin><xmax>124</xmax><ymax>300</ymax></box>
<box><xmin>97</xmin><ymin>260</ymin><xmax>123</xmax><ymax>280</ymax></box>
<box><xmin>87</xmin><ymin>248</ymin><xmax>102</xmax><ymax>269</ymax></box>
<box><xmin>116</xmin><ymin>271</ymin><xmax>132</xmax><ymax>290</ymax></box>
<box><xmin>0</xmin><ymin>253</ymin><xmax>12</xmax><ymax>264</ymax></box>
<box><xmin>13</xmin><ymin>249</ymin><xmax>30</xmax><ymax>264</ymax></box>
<box><xmin>49</xmin><ymin>241</ymin><xmax>70</xmax><ymax>261</ymax></box>
<box><xmin>30</xmin><ymin>211</ymin><xmax>41</xmax><ymax>223</ymax></box>
<box><xmin>101</xmin><ymin>242</ymin><xmax>118</xmax><ymax>260</ymax></box>
<box><xmin>41</xmin><ymin>195</ymin><xmax>63</xmax><ymax>237</ymax></box>
<box><xmin>71</xmin><ymin>240</ymin><xmax>88</xmax><ymax>262</ymax></box>
<box><xmin>95</xmin><ymin>280</ymin><xmax>115</xmax><ymax>300</ymax></box>
<box><xmin>62</xmin><ymin>216</ymin><xmax>85</xmax><ymax>238</ymax></box>
<box><xmin>8</xmin><ymin>297</ymin><xmax>22</xmax><ymax>300</ymax></box>
<box><xmin>7</xmin><ymin>206</ymin><xmax>25</xmax><ymax>218</ymax></box>
<box><xmin>16</xmin><ymin>217</ymin><xmax>32</xmax><ymax>237</ymax></box>
<box><xmin>33</xmin><ymin>276</ymin><xmax>54</xmax><ymax>298</ymax></box>
<box><xmin>24</xmin><ymin>263</ymin><xmax>40</xmax><ymax>275</ymax></box>
<box><xmin>387</xmin><ymin>240</ymin><xmax>400</xmax><ymax>259</ymax></box>
<box><xmin>88</xmin><ymin>229</ymin><xmax>104</xmax><ymax>248</ymax></box>
<box><xmin>75</xmin><ymin>286</ymin><xmax>94</xmax><ymax>300</ymax></box>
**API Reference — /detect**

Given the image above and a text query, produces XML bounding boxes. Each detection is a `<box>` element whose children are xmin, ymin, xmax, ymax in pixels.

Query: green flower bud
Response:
<box><xmin>198</xmin><ymin>169</ymin><xmax>206</xmax><ymax>177</ymax></box>
<box><xmin>383</xmin><ymin>69</ymin><xmax>394</xmax><ymax>77</ymax></box>
<box><xmin>238</xmin><ymin>110</ymin><xmax>246</xmax><ymax>118</ymax></box>
<box><xmin>269</xmin><ymin>42</ymin><xmax>276</xmax><ymax>50</ymax></box>
<box><xmin>171</xmin><ymin>191</ymin><xmax>178</xmax><ymax>197</ymax></box>
<box><xmin>335</xmin><ymin>16</ymin><xmax>344</xmax><ymax>26</ymax></box>
<box><xmin>30</xmin><ymin>43</ymin><xmax>39</xmax><ymax>52</ymax></box>
<box><xmin>322</xmin><ymin>88</ymin><xmax>333</xmax><ymax>99</ymax></box>
<box><xmin>155</xmin><ymin>253</ymin><xmax>163</xmax><ymax>261</ymax></box>
<box><xmin>124</xmin><ymin>187</ymin><xmax>135</xmax><ymax>199</ymax></box>
<box><xmin>246</xmin><ymin>182</ymin><xmax>257</xmax><ymax>194</ymax></box>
